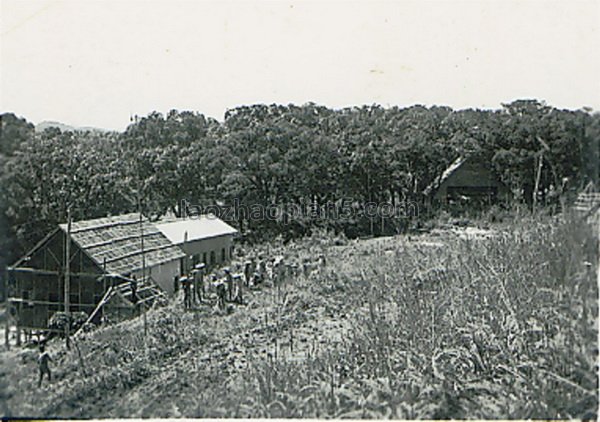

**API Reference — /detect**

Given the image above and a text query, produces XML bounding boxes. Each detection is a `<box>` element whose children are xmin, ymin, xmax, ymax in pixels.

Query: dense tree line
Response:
<box><xmin>1</xmin><ymin>100</ymin><xmax>599</xmax><ymax>281</ymax></box>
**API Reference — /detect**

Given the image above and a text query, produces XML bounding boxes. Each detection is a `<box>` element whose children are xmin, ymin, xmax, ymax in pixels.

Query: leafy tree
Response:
<box><xmin>0</xmin><ymin>113</ymin><xmax>34</xmax><ymax>157</ymax></box>
<box><xmin>1</xmin><ymin>101</ymin><xmax>597</xmax><ymax>262</ymax></box>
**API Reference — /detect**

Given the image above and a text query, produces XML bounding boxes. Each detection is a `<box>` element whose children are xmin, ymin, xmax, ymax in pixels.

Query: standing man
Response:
<box><xmin>268</xmin><ymin>257</ymin><xmax>277</xmax><ymax>282</ymax></box>
<box><xmin>243</xmin><ymin>260</ymin><xmax>252</xmax><ymax>287</ymax></box>
<box><xmin>232</xmin><ymin>274</ymin><xmax>244</xmax><ymax>304</ymax></box>
<box><xmin>130</xmin><ymin>275</ymin><xmax>138</xmax><ymax>305</ymax></box>
<box><xmin>272</xmin><ymin>260</ymin><xmax>279</xmax><ymax>287</ymax></box>
<box><xmin>181</xmin><ymin>275</ymin><xmax>192</xmax><ymax>310</ymax></box>
<box><xmin>224</xmin><ymin>268</ymin><xmax>233</xmax><ymax>302</ymax></box>
<box><xmin>318</xmin><ymin>254</ymin><xmax>327</xmax><ymax>268</ymax></box>
<box><xmin>214</xmin><ymin>277</ymin><xmax>226</xmax><ymax>310</ymax></box>
<box><xmin>290</xmin><ymin>262</ymin><xmax>299</xmax><ymax>278</ymax></box>
<box><xmin>173</xmin><ymin>275</ymin><xmax>179</xmax><ymax>295</ymax></box>
<box><xmin>302</xmin><ymin>257</ymin><xmax>312</xmax><ymax>278</ymax></box>
<box><xmin>258</xmin><ymin>257</ymin><xmax>267</xmax><ymax>280</ymax></box>
<box><xmin>273</xmin><ymin>256</ymin><xmax>285</xmax><ymax>286</ymax></box>
<box><xmin>190</xmin><ymin>269</ymin><xmax>198</xmax><ymax>305</ymax></box>
<box><xmin>37</xmin><ymin>344</ymin><xmax>53</xmax><ymax>388</ymax></box>
<box><xmin>252</xmin><ymin>270</ymin><xmax>262</xmax><ymax>286</ymax></box>
<box><xmin>195</xmin><ymin>263</ymin><xmax>206</xmax><ymax>303</ymax></box>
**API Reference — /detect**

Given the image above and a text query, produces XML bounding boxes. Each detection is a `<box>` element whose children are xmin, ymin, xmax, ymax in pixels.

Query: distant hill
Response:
<box><xmin>35</xmin><ymin>120</ymin><xmax>110</xmax><ymax>133</ymax></box>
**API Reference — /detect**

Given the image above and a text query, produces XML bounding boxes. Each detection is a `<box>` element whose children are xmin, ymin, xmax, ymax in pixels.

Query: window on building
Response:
<box><xmin>203</xmin><ymin>252</ymin><xmax>207</xmax><ymax>265</ymax></box>
<box><xmin>230</xmin><ymin>246</ymin><xmax>234</xmax><ymax>259</ymax></box>
<box><xmin>222</xmin><ymin>248</ymin><xmax>226</xmax><ymax>262</ymax></box>
<box><xmin>210</xmin><ymin>251</ymin><xmax>216</xmax><ymax>265</ymax></box>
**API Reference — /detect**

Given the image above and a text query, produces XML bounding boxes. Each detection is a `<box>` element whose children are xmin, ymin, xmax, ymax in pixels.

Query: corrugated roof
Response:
<box><xmin>59</xmin><ymin>213</ymin><xmax>185</xmax><ymax>275</ymax></box>
<box><xmin>155</xmin><ymin>215</ymin><xmax>238</xmax><ymax>245</ymax></box>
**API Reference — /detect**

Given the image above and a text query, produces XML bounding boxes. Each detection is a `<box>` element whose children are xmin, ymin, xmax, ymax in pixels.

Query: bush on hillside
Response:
<box><xmin>48</xmin><ymin>311</ymin><xmax>88</xmax><ymax>334</ymax></box>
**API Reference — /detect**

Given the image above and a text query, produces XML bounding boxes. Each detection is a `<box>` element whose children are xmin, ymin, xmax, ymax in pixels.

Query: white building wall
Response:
<box><xmin>131</xmin><ymin>259</ymin><xmax>181</xmax><ymax>296</ymax></box>
<box><xmin>179</xmin><ymin>234</ymin><xmax>235</xmax><ymax>269</ymax></box>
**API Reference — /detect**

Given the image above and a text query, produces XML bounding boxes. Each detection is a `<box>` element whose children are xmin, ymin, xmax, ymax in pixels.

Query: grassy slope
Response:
<box><xmin>2</xmin><ymin>214</ymin><xmax>598</xmax><ymax>419</ymax></box>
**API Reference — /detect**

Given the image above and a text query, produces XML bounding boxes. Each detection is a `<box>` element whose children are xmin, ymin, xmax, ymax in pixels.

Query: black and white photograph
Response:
<box><xmin>0</xmin><ymin>0</ymin><xmax>599</xmax><ymax>419</ymax></box>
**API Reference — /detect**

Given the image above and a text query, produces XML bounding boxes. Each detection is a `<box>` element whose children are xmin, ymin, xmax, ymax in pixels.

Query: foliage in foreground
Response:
<box><xmin>206</xmin><ymin>215</ymin><xmax>599</xmax><ymax>419</ymax></box>
<box><xmin>2</xmin><ymin>215</ymin><xmax>598</xmax><ymax>419</ymax></box>
<box><xmin>47</xmin><ymin>312</ymin><xmax>88</xmax><ymax>335</ymax></box>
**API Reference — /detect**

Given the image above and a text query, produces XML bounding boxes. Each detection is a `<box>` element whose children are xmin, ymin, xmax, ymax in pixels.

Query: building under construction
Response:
<box><xmin>6</xmin><ymin>212</ymin><xmax>238</xmax><ymax>338</ymax></box>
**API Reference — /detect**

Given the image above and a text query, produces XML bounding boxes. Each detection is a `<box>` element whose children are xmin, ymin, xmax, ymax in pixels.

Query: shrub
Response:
<box><xmin>48</xmin><ymin>311</ymin><xmax>88</xmax><ymax>334</ymax></box>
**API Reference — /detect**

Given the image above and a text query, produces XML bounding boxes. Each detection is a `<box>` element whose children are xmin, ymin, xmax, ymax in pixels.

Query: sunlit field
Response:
<box><xmin>1</xmin><ymin>213</ymin><xmax>598</xmax><ymax>419</ymax></box>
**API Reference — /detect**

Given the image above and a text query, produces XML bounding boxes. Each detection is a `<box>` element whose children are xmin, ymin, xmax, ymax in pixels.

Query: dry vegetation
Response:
<box><xmin>1</xmin><ymin>213</ymin><xmax>598</xmax><ymax>419</ymax></box>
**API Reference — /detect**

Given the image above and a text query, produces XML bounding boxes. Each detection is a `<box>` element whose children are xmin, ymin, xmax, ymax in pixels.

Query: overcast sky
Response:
<box><xmin>1</xmin><ymin>0</ymin><xmax>599</xmax><ymax>131</ymax></box>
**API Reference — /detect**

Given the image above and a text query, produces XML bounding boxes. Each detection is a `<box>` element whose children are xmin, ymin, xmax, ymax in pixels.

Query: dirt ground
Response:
<box><xmin>1</xmin><ymin>235</ymin><xmax>364</xmax><ymax>418</ymax></box>
<box><xmin>2</xmin><ymin>223</ymin><xmax>579</xmax><ymax>419</ymax></box>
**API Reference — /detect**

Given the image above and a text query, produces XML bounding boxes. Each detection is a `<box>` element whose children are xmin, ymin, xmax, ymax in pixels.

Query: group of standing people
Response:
<box><xmin>174</xmin><ymin>262</ymin><xmax>207</xmax><ymax>310</ymax></box>
<box><xmin>240</xmin><ymin>251</ymin><xmax>327</xmax><ymax>289</ymax></box>
<box><xmin>174</xmin><ymin>261</ymin><xmax>248</xmax><ymax>311</ymax></box>
<box><xmin>172</xmin><ymin>251</ymin><xmax>327</xmax><ymax>312</ymax></box>
<box><xmin>33</xmin><ymin>250</ymin><xmax>329</xmax><ymax>389</ymax></box>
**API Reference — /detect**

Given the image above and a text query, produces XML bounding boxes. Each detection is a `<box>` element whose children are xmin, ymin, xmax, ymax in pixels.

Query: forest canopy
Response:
<box><xmin>1</xmin><ymin>100</ymin><xmax>599</xmax><ymax>272</ymax></box>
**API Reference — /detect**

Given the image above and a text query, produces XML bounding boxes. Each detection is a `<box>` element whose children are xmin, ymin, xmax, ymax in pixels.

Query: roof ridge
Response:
<box><xmin>59</xmin><ymin>213</ymin><xmax>145</xmax><ymax>234</ymax></box>
<box><xmin>424</xmin><ymin>156</ymin><xmax>466</xmax><ymax>196</ymax></box>
<box><xmin>61</xmin><ymin>212</ymin><xmax>184</xmax><ymax>274</ymax></box>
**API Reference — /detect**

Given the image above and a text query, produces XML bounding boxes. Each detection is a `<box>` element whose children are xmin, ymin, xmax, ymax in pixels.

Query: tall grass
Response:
<box><xmin>226</xmin><ymin>214</ymin><xmax>598</xmax><ymax>419</ymax></box>
<box><xmin>3</xmin><ymin>214</ymin><xmax>597</xmax><ymax>419</ymax></box>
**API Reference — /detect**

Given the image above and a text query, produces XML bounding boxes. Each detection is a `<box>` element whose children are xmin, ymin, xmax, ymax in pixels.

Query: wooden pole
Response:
<box><xmin>102</xmin><ymin>257</ymin><xmax>107</xmax><ymax>322</ymax></box>
<box><xmin>15</xmin><ymin>267</ymin><xmax>20</xmax><ymax>347</ymax></box>
<box><xmin>4</xmin><ymin>268</ymin><xmax>10</xmax><ymax>350</ymax></box>
<box><xmin>139</xmin><ymin>208</ymin><xmax>147</xmax><ymax>338</ymax></box>
<box><xmin>533</xmin><ymin>151</ymin><xmax>544</xmax><ymax>212</ymax></box>
<box><xmin>184</xmin><ymin>231</ymin><xmax>189</xmax><ymax>272</ymax></box>
<box><xmin>64</xmin><ymin>209</ymin><xmax>71</xmax><ymax>349</ymax></box>
<box><xmin>597</xmin><ymin>215</ymin><xmax>600</xmax><ymax>361</ymax></box>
